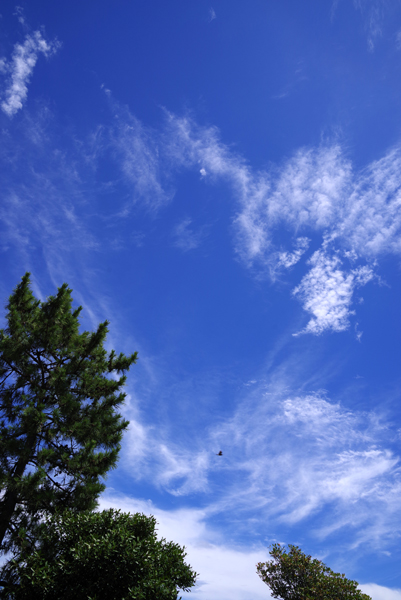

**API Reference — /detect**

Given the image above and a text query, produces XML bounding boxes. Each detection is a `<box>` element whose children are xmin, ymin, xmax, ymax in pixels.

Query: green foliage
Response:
<box><xmin>0</xmin><ymin>509</ymin><xmax>197</xmax><ymax>600</ymax></box>
<box><xmin>0</xmin><ymin>273</ymin><xmax>137</xmax><ymax>555</ymax></box>
<box><xmin>256</xmin><ymin>544</ymin><xmax>371</xmax><ymax>600</ymax></box>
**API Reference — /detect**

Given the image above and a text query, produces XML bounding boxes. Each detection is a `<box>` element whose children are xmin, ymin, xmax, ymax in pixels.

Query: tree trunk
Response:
<box><xmin>0</xmin><ymin>435</ymin><xmax>36</xmax><ymax>549</ymax></box>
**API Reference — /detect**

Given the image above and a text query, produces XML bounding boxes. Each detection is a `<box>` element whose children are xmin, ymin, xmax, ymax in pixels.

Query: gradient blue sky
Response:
<box><xmin>1</xmin><ymin>1</ymin><xmax>401</xmax><ymax>598</ymax></box>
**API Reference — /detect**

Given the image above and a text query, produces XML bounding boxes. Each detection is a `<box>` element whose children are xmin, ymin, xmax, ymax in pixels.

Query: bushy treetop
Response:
<box><xmin>257</xmin><ymin>544</ymin><xmax>371</xmax><ymax>600</ymax></box>
<box><xmin>0</xmin><ymin>509</ymin><xmax>197</xmax><ymax>600</ymax></box>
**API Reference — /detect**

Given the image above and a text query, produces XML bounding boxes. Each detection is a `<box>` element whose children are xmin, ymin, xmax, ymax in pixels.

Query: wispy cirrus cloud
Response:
<box><xmin>332</xmin><ymin>0</ymin><xmax>386</xmax><ymax>50</ymax></box>
<box><xmin>118</xmin><ymin>394</ymin><xmax>211</xmax><ymax>497</ymax></box>
<box><xmin>353</xmin><ymin>0</ymin><xmax>385</xmax><ymax>51</ymax></box>
<box><xmin>0</xmin><ymin>30</ymin><xmax>60</xmax><ymax>117</ymax></box>
<box><xmin>101</xmin><ymin>106</ymin><xmax>401</xmax><ymax>335</ymax></box>
<box><xmin>158</xmin><ymin>115</ymin><xmax>401</xmax><ymax>335</ymax></box>
<box><xmin>225</xmin><ymin>141</ymin><xmax>401</xmax><ymax>334</ymax></box>
<box><xmin>0</xmin><ymin>105</ymin><xmax>102</xmax><ymax>302</ymax></box>
<box><xmin>111</xmin><ymin>340</ymin><xmax>401</xmax><ymax>551</ymax></box>
<box><xmin>3</xmin><ymin>94</ymin><xmax>401</xmax><ymax>336</ymax></box>
<box><xmin>208</xmin><ymin>382</ymin><xmax>401</xmax><ymax>549</ymax></box>
<box><xmin>173</xmin><ymin>217</ymin><xmax>207</xmax><ymax>252</ymax></box>
<box><xmin>100</xmin><ymin>94</ymin><xmax>174</xmax><ymax>209</ymax></box>
<box><xmin>110</xmin><ymin>359</ymin><xmax>401</xmax><ymax>583</ymax></box>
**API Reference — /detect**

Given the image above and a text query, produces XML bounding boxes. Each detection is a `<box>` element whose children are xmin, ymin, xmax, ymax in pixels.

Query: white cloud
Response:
<box><xmin>338</xmin><ymin>148</ymin><xmax>401</xmax><ymax>257</ymax></box>
<box><xmin>275</xmin><ymin>237</ymin><xmax>310</xmax><ymax>270</ymax></box>
<box><xmin>186</xmin><ymin>131</ymin><xmax>400</xmax><ymax>334</ymax></box>
<box><xmin>229</xmin><ymin>144</ymin><xmax>352</xmax><ymax>276</ymax></box>
<box><xmin>1</xmin><ymin>31</ymin><xmax>60</xmax><ymax>117</ymax></box>
<box><xmin>361</xmin><ymin>584</ymin><xmax>401</xmax><ymax>600</ymax></box>
<box><xmin>155</xmin><ymin>117</ymin><xmax>382</xmax><ymax>333</ymax></box>
<box><xmin>209</xmin><ymin>121</ymin><xmax>392</xmax><ymax>252</ymax></box>
<box><xmin>281</xmin><ymin>394</ymin><xmax>358</xmax><ymax>440</ymax></box>
<box><xmin>266</xmin><ymin>146</ymin><xmax>350</xmax><ymax>230</ymax></box>
<box><xmin>106</xmin><ymin>108</ymin><xmax>401</xmax><ymax>334</ymax></box>
<box><xmin>229</xmin><ymin>145</ymin><xmax>351</xmax><ymax>273</ymax></box>
<box><xmin>292</xmin><ymin>250</ymin><xmax>374</xmax><ymax>335</ymax></box>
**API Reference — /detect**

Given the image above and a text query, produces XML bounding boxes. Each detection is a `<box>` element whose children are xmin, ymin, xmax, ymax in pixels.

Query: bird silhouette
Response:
<box><xmin>216</xmin><ymin>451</ymin><xmax>223</xmax><ymax>456</ymax></box>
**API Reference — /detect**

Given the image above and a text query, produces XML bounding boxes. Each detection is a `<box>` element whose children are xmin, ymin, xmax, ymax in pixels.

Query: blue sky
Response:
<box><xmin>1</xmin><ymin>1</ymin><xmax>401</xmax><ymax>598</ymax></box>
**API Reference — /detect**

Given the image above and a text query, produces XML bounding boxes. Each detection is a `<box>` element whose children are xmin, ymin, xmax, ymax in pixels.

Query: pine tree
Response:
<box><xmin>0</xmin><ymin>273</ymin><xmax>137</xmax><ymax>555</ymax></box>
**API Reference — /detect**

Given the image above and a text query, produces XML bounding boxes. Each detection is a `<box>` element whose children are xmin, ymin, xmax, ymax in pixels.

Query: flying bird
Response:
<box><xmin>216</xmin><ymin>451</ymin><xmax>223</xmax><ymax>456</ymax></box>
